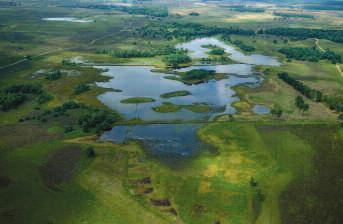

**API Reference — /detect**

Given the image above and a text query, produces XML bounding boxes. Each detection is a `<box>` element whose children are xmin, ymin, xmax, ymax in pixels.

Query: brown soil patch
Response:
<box><xmin>150</xmin><ymin>199</ymin><xmax>171</xmax><ymax>206</ymax></box>
<box><xmin>39</xmin><ymin>146</ymin><xmax>82</xmax><ymax>191</ymax></box>
<box><xmin>129</xmin><ymin>177</ymin><xmax>151</xmax><ymax>185</ymax></box>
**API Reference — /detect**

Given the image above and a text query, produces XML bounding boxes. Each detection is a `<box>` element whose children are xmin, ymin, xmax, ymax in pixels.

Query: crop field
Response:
<box><xmin>0</xmin><ymin>0</ymin><xmax>342</xmax><ymax>224</ymax></box>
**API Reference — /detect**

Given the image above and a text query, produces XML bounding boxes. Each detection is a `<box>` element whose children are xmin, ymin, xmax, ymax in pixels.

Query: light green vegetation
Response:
<box><xmin>153</xmin><ymin>102</ymin><xmax>181</xmax><ymax>113</ymax></box>
<box><xmin>160</xmin><ymin>90</ymin><xmax>191</xmax><ymax>98</ymax></box>
<box><xmin>120</xmin><ymin>97</ymin><xmax>156</xmax><ymax>104</ymax></box>
<box><xmin>183</xmin><ymin>103</ymin><xmax>212</xmax><ymax>113</ymax></box>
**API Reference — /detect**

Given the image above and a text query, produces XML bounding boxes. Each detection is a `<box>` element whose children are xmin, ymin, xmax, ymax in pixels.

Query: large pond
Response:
<box><xmin>96</xmin><ymin>65</ymin><xmax>260</xmax><ymax>121</ymax></box>
<box><xmin>96</xmin><ymin>37</ymin><xmax>279</xmax><ymax>122</ymax></box>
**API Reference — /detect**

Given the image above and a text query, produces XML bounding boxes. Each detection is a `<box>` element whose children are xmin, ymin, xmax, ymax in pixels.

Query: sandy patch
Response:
<box><xmin>225</xmin><ymin>13</ymin><xmax>275</xmax><ymax>22</ymax></box>
<box><xmin>204</xmin><ymin>164</ymin><xmax>219</xmax><ymax>177</ymax></box>
<box><xmin>198</xmin><ymin>180</ymin><xmax>212</xmax><ymax>193</ymax></box>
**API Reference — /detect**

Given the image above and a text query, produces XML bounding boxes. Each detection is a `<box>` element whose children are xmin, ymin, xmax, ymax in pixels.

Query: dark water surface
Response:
<box><xmin>100</xmin><ymin>124</ymin><xmax>203</xmax><ymax>161</ymax></box>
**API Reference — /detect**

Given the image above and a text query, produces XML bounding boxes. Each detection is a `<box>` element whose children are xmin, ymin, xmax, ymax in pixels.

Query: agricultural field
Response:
<box><xmin>0</xmin><ymin>0</ymin><xmax>342</xmax><ymax>224</ymax></box>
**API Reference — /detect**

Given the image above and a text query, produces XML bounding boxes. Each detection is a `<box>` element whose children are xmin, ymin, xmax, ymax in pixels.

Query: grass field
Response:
<box><xmin>1</xmin><ymin>122</ymin><xmax>341</xmax><ymax>224</ymax></box>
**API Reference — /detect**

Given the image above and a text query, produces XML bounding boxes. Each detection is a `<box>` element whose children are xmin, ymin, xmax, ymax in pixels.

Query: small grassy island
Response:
<box><xmin>160</xmin><ymin>90</ymin><xmax>191</xmax><ymax>98</ymax></box>
<box><xmin>153</xmin><ymin>102</ymin><xmax>212</xmax><ymax>113</ymax></box>
<box><xmin>202</xmin><ymin>44</ymin><xmax>226</xmax><ymax>56</ymax></box>
<box><xmin>120</xmin><ymin>97</ymin><xmax>155</xmax><ymax>104</ymax></box>
<box><xmin>152</xmin><ymin>102</ymin><xmax>181</xmax><ymax>113</ymax></box>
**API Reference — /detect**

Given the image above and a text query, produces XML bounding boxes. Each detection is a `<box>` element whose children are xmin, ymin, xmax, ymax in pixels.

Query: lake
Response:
<box><xmin>98</xmin><ymin>37</ymin><xmax>280</xmax><ymax>157</ymax></box>
<box><xmin>95</xmin><ymin>37</ymin><xmax>279</xmax><ymax>121</ymax></box>
<box><xmin>95</xmin><ymin>65</ymin><xmax>261</xmax><ymax>121</ymax></box>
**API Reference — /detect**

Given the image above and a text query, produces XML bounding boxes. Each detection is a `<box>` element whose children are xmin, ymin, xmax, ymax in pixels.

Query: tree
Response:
<box><xmin>163</xmin><ymin>53</ymin><xmax>191</xmax><ymax>68</ymax></box>
<box><xmin>271</xmin><ymin>107</ymin><xmax>283</xmax><ymax>118</ymax></box>
<box><xmin>295</xmin><ymin>96</ymin><xmax>309</xmax><ymax>113</ymax></box>
<box><xmin>250</xmin><ymin>177</ymin><xmax>258</xmax><ymax>187</ymax></box>
<box><xmin>86</xmin><ymin>146</ymin><xmax>96</xmax><ymax>158</ymax></box>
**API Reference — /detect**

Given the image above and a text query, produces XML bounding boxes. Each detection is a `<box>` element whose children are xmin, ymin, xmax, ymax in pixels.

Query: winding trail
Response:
<box><xmin>336</xmin><ymin>64</ymin><xmax>343</xmax><ymax>78</ymax></box>
<box><xmin>315</xmin><ymin>38</ymin><xmax>343</xmax><ymax>78</ymax></box>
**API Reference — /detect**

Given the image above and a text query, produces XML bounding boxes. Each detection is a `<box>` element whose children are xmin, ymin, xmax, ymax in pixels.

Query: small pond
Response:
<box><xmin>100</xmin><ymin>124</ymin><xmax>203</xmax><ymax>160</ymax></box>
<box><xmin>42</xmin><ymin>17</ymin><xmax>93</xmax><ymax>23</ymax></box>
<box><xmin>252</xmin><ymin>104</ymin><xmax>270</xmax><ymax>115</ymax></box>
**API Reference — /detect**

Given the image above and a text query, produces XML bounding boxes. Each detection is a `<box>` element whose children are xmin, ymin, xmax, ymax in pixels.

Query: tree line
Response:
<box><xmin>0</xmin><ymin>83</ymin><xmax>52</xmax><ymax>111</ymax></box>
<box><xmin>135</xmin><ymin>22</ymin><xmax>255</xmax><ymax>40</ymax></box>
<box><xmin>163</xmin><ymin>53</ymin><xmax>191</xmax><ymax>68</ymax></box>
<box><xmin>99</xmin><ymin>46</ymin><xmax>186</xmax><ymax>58</ymax></box>
<box><xmin>279</xmin><ymin>47</ymin><xmax>342</xmax><ymax>64</ymax></box>
<box><xmin>273</xmin><ymin>12</ymin><xmax>315</xmax><ymax>19</ymax></box>
<box><xmin>278</xmin><ymin>72</ymin><xmax>343</xmax><ymax>112</ymax></box>
<box><xmin>232</xmin><ymin>40</ymin><xmax>256</xmax><ymax>52</ymax></box>
<box><xmin>261</xmin><ymin>28</ymin><xmax>343</xmax><ymax>43</ymax></box>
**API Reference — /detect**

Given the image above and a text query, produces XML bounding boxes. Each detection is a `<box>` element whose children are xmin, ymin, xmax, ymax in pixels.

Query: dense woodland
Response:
<box><xmin>163</xmin><ymin>53</ymin><xmax>191</xmax><ymax>68</ymax></box>
<box><xmin>99</xmin><ymin>46</ymin><xmax>186</xmax><ymax>58</ymax></box>
<box><xmin>135</xmin><ymin>22</ymin><xmax>255</xmax><ymax>40</ymax></box>
<box><xmin>232</xmin><ymin>40</ymin><xmax>256</xmax><ymax>52</ymax></box>
<box><xmin>279</xmin><ymin>47</ymin><xmax>342</xmax><ymax>64</ymax></box>
<box><xmin>262</xmin><ymin>28</ymin><xmax>343</xmax><ymax>43</ymax></box>
<box><xmin>0</xmin><ymin>84</ymin><xmax>52</xmax><ymax>111</ymax></box>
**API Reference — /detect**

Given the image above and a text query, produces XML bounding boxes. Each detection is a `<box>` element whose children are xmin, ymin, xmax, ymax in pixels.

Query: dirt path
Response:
<box><xmin>315</xmin><ymin>38</ymin><xmax>325</xmax><ymax>52</ymax></box>
<box><xmin>336</xmin><ymin>64</ymin><xmax>343</xmax><ymax>78</ymax></box>
<box><xmin>315</xmin><ymin>38</ymin><xmax>343</xmax><ymax>78</ymax></box>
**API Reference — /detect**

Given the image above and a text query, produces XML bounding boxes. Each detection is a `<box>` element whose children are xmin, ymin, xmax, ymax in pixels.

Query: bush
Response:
<box><xmin>163</xmin><ymin>53</ymin><xmax>191</xmax><ymax>68</ymax></box>
<box><xmin>0</xmin><ymin>93</ymin><xmax>26</xmax><ymax>111</ymax></box>
<box><xmin>74</xmin><ymin>84</ymin><xmax>90</xmax><ymax>95</ymax></box>
<box><xmin>64</xmin><ymin>126</ymin><xmax>74</xmax><ymax>133</ymax></box>
<box><xmin>78</xmin><ymin>110</ymin><xmax>116</xmax><ymax>132</ymax></box>
<box><xmin>36</xmin><ymin>92</ymin><xmax>53</xmax><ymax>104</ymax></box>
<box><xmin>86</xmin><ymin>146</ymin><xmax>96</xmax><ymax>158</ymax></box>
<box><xmin>45</xmin><ymin>71</ymin><xmax>62</xmax><ymax>81</ymax></box>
